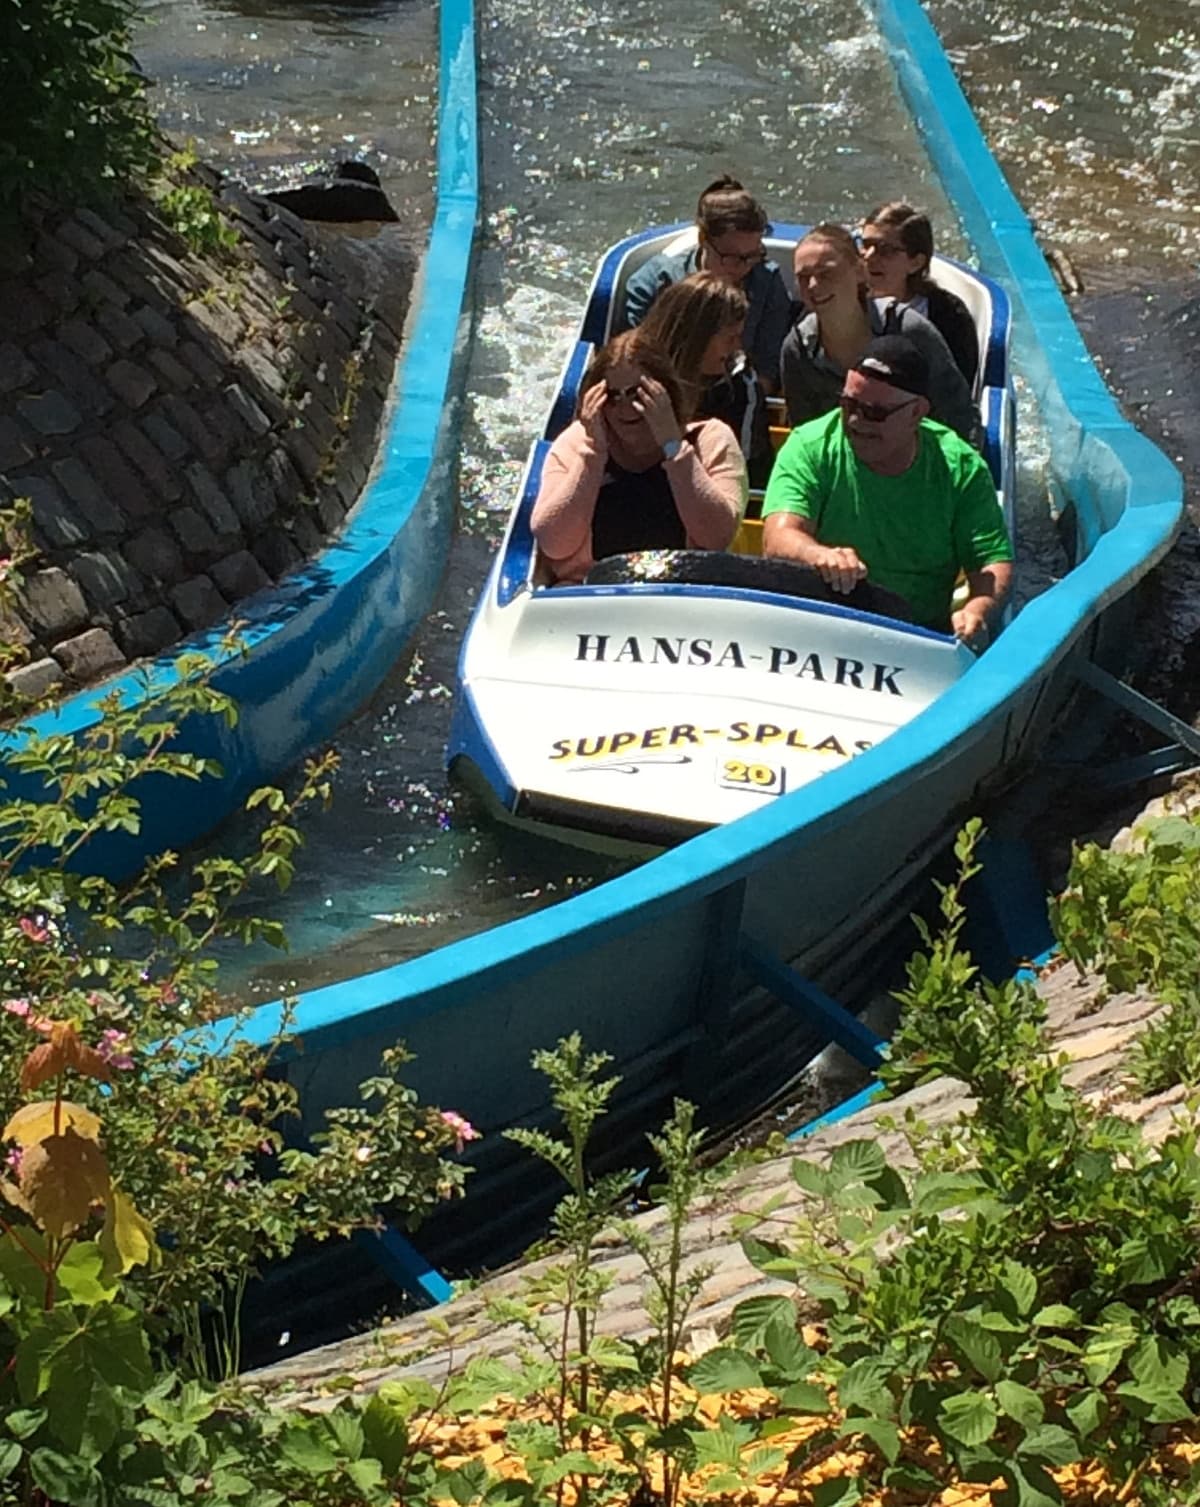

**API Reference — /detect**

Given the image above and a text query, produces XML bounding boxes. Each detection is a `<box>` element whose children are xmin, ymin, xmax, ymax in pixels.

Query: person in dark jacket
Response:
<box><xmin>860</xmin><ymin>202</ymin><xmax>980</xmax><ymax>389</ymax></box>
<box><xmin>637</xmin><ymin>272</ymin><xmax>773</xmax><ymax>488</ymax></box>
<box><xmin>615</xmin><ymin>176</ymin><xmax>793</xmax><ymax>394</ymax></box>
<box><xmin>780</xmin><ymin>223</ymin><xmax>980</xmax><ymax>447</ymax></box>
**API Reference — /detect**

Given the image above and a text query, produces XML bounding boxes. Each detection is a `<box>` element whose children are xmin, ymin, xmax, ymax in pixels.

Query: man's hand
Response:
<box><xmin>814</xmin><ymin>544</ymin><xmax>868</xmax><ymax>595</ymax></box>
<box><xmin>951</xmin><ymin>597</ymin><xmax>995</xmax><ymax>649</ymax></box>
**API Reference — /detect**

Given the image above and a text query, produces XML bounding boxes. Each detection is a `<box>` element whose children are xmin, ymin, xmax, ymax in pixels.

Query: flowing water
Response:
<box><xmin>134</xmin><ymin>0</ymin><xmax>1200</xmax><ymax>999</ymax></box>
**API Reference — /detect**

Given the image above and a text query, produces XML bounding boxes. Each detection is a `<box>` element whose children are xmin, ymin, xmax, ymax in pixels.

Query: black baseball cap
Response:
<box><xmin>852</xmin><ymin>335</ymin><xmax>930</xmax><ymax>399</ymax></box>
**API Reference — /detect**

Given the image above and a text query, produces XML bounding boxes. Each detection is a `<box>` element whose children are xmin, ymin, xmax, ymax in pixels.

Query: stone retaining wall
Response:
<box><xmin>0</xmin><ymin>164</ymin><xmax>414</xmax><ymax>698</ymax></box>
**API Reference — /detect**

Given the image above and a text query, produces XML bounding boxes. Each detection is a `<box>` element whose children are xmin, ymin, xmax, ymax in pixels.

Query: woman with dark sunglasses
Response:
<box><xmin>531</xmin><ymin>331</ymin><xmax>747</xmax><ymax>586</ymax></box>
<box><xmin>781</xmin><ymin>223</ymin><xmax>979</xmax><ymax>447</ymax></box>
<box><xmin>615</xmin><ymin>176</ymin><xmax>794</xmax><ymax>394</ymax></box>
<box><xmin>861</xmin><ymin>202</ymin><xmax>979</xmax><ymax>388</ymax></box>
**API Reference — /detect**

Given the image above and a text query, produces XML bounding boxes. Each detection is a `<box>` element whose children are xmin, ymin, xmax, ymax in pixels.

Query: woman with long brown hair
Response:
<box><xmin>531</xmin><ymin>330</ymin><xmax>747</xmax><ymax>585</ymax></box>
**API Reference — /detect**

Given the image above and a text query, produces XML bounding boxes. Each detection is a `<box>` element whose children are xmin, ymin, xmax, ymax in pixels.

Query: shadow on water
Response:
<box><xmin>208</xmin><ymin>0</ymin><xmax>419</xmax><ymax>18</ymax></box>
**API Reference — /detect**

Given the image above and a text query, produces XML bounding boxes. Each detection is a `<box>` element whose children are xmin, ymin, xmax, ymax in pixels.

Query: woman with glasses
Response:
<box><xmin>616</xmin><ymin>176</ymin><xmax>793</xmax><ymax>395</ymax></box>
<box><xmin>531</xmin><ymin>331</ymin><xmax>747</xmax><ymax>586</ymax></box>
<box><xmin>781</xmin><ymin>223</ymin><xmax>979</xmax><ymax>446</ymax></box>
<box><xmin>637</xmin><ymin>272</ymin><xmax>773</xmax><ymax>488</ymax></box>
<box><xmin>861</xmin><ymin>202</ymin><xmax>979</xmax><ymax>387</ymax></box>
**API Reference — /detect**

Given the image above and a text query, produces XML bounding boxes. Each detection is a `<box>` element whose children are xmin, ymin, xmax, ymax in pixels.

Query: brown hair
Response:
<box><xmin>696</xmin><ymin>175</ymin><xmax>770</xmax><ymax>240</ymax></box>
<box><xmin>864</xmin><ymin>201</ymin><xmax>935</xmax><ymax>295</ymax></box>
<box><xmin>577</xmin><ymin>330</ymin><xmax>690</xmax><ymax>423</ymax></box>
<box><xmin>798</xmin><ymin>222</ymin><xmax>868</xmax><ymax>305</ymax></box>
<box><xmin>637</xmin><ymin>273</ymin><xmax>748</xmax><ymax>404</ymax></box>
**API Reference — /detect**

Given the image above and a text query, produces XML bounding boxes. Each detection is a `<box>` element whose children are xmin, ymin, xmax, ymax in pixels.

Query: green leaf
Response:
<box><xmin>539</xmin><ymin>1452</ymin><xmax>605</xmax><ymax>1484</ymax></box>
<box><xmin>1017</xmin><ymin>1424</ymin><xmax>1081</xmax><ymax>1466</ymax></box>
<box><xmin>837</xmin><ymin>1357</ymin><xmax>895</xmax><ymax>1416</ymax></box>
<box><xmin>0</xmin><ymin>1441</ymin><xmax>20</xmax><ymax>1479</ymax></box>
<box><xmin>1081</xmin><ymin>1324</ymin><xmax>1136</xmax><ymax>1386</ymax></box>
<box><xmin>1128</xmin><ymin>1334</ymin><xmax>1189</xmax><ymax>1393</ymax></box>
<box><xmin>995</xmin><ymin>1380</ymin><xmax>1044</xmax><ymax>1428</ymax></box>
<box><xmin>999</xmin><ymin>1459</ymin><xmax>1060</xmax><ymax>1507</ymax></box>
<box><xmin>29</xmin><ymin>1448</ymin><xmax>103</xmax><ymax>1507</ymax></box>
<box><xmin>764</xmin><ymin>1317</ymin><xmax>817</xmax><ymax>1381</ymax></box>
<box><xmin>687</xmin><ymin>1347</ymin><xmax>763</xmax><ymax>1394</ymax></box>
<box><xmin>324</xmin><ymin>1404</ymin><xmax>364</xmax><ymax>1461</ymax></box>
<box><xmin>361</xmin><ymin>1392</ymin><xmax>409</xmax><ymax>1478</ymax></box>
<box><xmin>1114</xmin><ymin>1382</ymin><xmax>1193</xmax><ymax>1423</ymax></box>
<box><xmin>944</xmin><ymin>1315</ymin><xmax>1003</xmax><ymax>1383</ymax></box>
<box><xmin>999</xmin><ymin>1260</ymin><xmax>1038</xmax><ymax>1317</ymax></box>
<box><xmin>1032</xmin><ymin>1304</ymin><xmax>1079</xmax><ymax>1329</ymax></box>
<box><xmin>346</xmin><ymin>1457</ymin><xmax>384</xmax><ymax>1494</ymax></box>
<box><xmin>279</xmin><ymin>1423</ymin><xmax>340</xmax><ymax>1475</ymax></box>
<box><xmin>443</xmin><ymin>1460</ymin><xmax>490</xmax><ymax>1505</ymax></box>
<box><xmin>55</xmin><ymin>1242</ymin><xmax>118</xmax><ymax>1304</ymax></box>
<box><xmin>4</xmin><ymin>1407</ymin><xmax>46</xmax><ymax>1440</ymax></box>
<box><xmin>691</xmin><ymin>1414</ymin><xmax>756</xmax><ymax>1468</ymax></box>
<box><xmin>791</xmin><ymin>1159</ymin><xmax>831</xmax><ymax>1197</ymax></box>
<box><xmin>883</xmin><ymin>1463</ymin><xmax>940</xmax><ymax>1493</ymax></box>
<box><xmin>1064</xmin><ymin>1389</ymin><xmax>1105</xmax><ymax>1437</ymax></box>
<box><xmin>829</xmin><ymin>1140</ymin><xmax>886</xmax><ymax>1187</ymax></box>
<box><xmin>847</xmin><ymin>1416</ymin><xmax>900</xmax><ymax>1464</ymax></box>
<box><xmin>730</xmin><ymin>1294</ymin><xmax>795</xmax><ymax>1349</ymax></box>
<box><xmin>938</xmin><ymin>1391</ymin><xmax>999</xmax><ymax>1447</ymax></box>
<box><xmin>374</xmin><ymin>1379</ymin><xmax>438</xmax><ymax>1420</ymax></box>
<box><xmin>779</xmin><ymin>1381</ymin><xmax>832</xmax><ymax>1414</ymax></box>
<box><xmin>812</xmin><ymin>1477</ymin><xmax>860</xmax><ymax>1507</ymax></box>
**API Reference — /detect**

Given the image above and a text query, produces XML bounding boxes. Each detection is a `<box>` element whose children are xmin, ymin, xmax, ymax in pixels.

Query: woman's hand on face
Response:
<box><xmin>634</xmin><ymin>376</ymin><xmax>682</xmax><ymax>453</ymax></box>
<box><xmin>579</xmin><ymin>383</ymin><xmax>608</xmax><ymax>454</ymax></box>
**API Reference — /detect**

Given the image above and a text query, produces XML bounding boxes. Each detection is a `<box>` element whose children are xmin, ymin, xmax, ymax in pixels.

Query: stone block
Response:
<box><xmin>75</xmin><ymin>207</ymin><xmax>130</xmax><ymax>251</ymax></box>
<box><xmin>81</xmin><ymin>269</ymin><xmax>130</xmax><ymax>310</ymax></box>
<box><xmin>200</xmin><ymin>400</ymin><xmax>242</xmax><ymax>464</ymax></box>
<box><xmin>141</xmin><ymin>242</ymin><xmax>204</xmax><ymax>296</ymax></box>
<box><xmin>18</xmin><ymin>389</ymin><xmax>82</xmax><ymax>436</ymax></box>
<box><xmin>95</xmin><ymin>303</ymin><xmax>144</xmax><ymax>352</ymax></box>
<box><xmin>33</xmin><ymin>236</ymin><xmax>79</xmax><ymax>277</ymax></box>
<box><xmin>0</xmin><ymin>342</ymin><xmax>36</xmax><ymax>393</ymax></box>
<box><xmin>18</xmin><ymin>567</ymin><xmax>89</xmax><ymax>636</ymax></box>
<box><xmin>254</xmin><ymin>527</ymin><xmax>303</xmax><ymax>580</ymax></box>
<box><xmin>290</xmin><ymin>509</ymin><xmax>324</xmax><ymax>557</ymax></box>
<box><xmin>29</xmin><ymin>339</ymin><xmax>113</xmax><ymax>415</ymax></box>
<box><xmin>224</xmin><ymin>382</ymin><xmax>273</xmax><ymax>438</ymax></box>
<box><xmin>225</xmin><ymin>459</ymin><xmax>275</xmax><ymax>530</ymax></box>
<box><xmin>265</xmin><ymin>206</ymin><xmax>307</xmax><ymax>241</ymax></box>
<box><xmin>141</xmin><ymin>412</ymin><xmax>190</xmax><ymax>464</ymax></box>
<box><xmin>283</xmin><ymin>425</ymin><xmax>323</xmax><ymax>487</ymax></box>
<box><xmin>0</xmin><ymin>417</ymin><xmax>33</xmax><ymax>470</ymax></box>
<box><xmin>159</xmin><ymin>396</ymin><xmax>220</xmax><ymax>464</ymax></box>
<box><xmin>132</xmin><ymin>304</ymin><xmax>179</xmax><ymax>349</ymax></box>
<box><xmin>49</xmin><ymin>458</ymin><xmax>123</xmax><ymax>537</ymax></box>
<box><xmin>22</xmin><ymin>475</ymin><xmax>87</xmax><ymax>549</ymax></box>
<box><xmin>0</xmin><ymin>608</ymin><xmax>32</xmax><ymax>649</ymax></box>
<box><xmin>0</xmin><ymin>282</ymin><xmax>52</xmax><ymax>337</ymax></box>
<box><xmin>316</xmin><ymin>490</ymin><xmax>346</xmax><ymax>533</ymax></box>
<box><xmin>77</xmin><ymin>436</ymin><xmax>155</xmax><ymax>524</ymax></box>
<box><xmin>211</xmin><ymin>550</ymin><xmax>271</xmax><ymax>602</ymax></box>
<box><xmin>178</xmin><ymin>340</ymin><xmax>224</xmax><ymax>389</ymax></box>
<box><xmin>108</xmin><ymin>260</ymin><xmax>163</xmax><ymax>307</ymax></box>
<box><xmin>146</xmin><ymin>349</ymin><xmax>195</xmax><ymax>393</ymax></box>
<box><xmin>57</xmin><ymin>219</ymin><xmax>108</xmax><ymax>262</ymax></box>
<box><xmin>221</xmin><ymin>186</ymin><xmax>271</xmax><ymax>227</ymax></box>
<box><xmin>107</xmin><ymin>359</ymin><xmax>158</xmax><ymax>410</ymax></box>
<box><xmin>170</xmin><ymin>506</ymin><xmax>220</xmax><ymax>560</ymax></box>
<box><xmin>112</xmin><ymin>419</ymin><xmax>182</xmax><ymax>501</ymax></box>
<box><xmin>117</xmin><ymin>607</ymin><xmax>181</xmax><ymax>659</ymax></box>
<box><xmin>264</xmin><ymin>445</ymin><xmax>304</xmax><ymax>508</ymax></box>
<box><xmin>54</xmin><ymin>627</ymin><xmax>126</xmax><ymax>683</ymax></box>
<box><xmin>73</xmin><ymin>550</ymin><xmax>137</xmax><ymax>612</ymax></box>
<box><xmin>57</xmin><ymin>320</ymin><xmax>115</xmax><ymax>368</ymax></box>
<box><xmin>170</xmin><ymin>575</ymin><xmax>227</xmax><ymax>631</ymax></box>
<box><xmin>34</xmin><ymin>271</ymin><xmax>79</xmax><ymax>315</ymax></box>
<box><xmin>185</xmin><ymin>296</ymin><xmax>245</xmax><ymax>348</ymax></box>
<box><xmin>186</xmin><ymin>462</ymin><xmax>242</xmax><ymax>537</ymax></box>
<box><xmin>6</xmin><ymin>657</ymin><xmax>64</xmax><ymax>701</ymax></box>
<box><xmin>126</xmin><ymin>525</ymin><xmax>183</xmax><ymax>583</ymax></box>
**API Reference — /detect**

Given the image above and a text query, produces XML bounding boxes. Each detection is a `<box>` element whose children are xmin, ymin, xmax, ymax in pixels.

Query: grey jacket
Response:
<box><xmin>779</xmin><ymin>297</ymin><xmax>981</xmax><ymax>447</ymax></box>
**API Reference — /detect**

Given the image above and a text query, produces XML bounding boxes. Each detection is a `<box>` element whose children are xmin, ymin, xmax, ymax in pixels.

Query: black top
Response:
<box><xmin>698</xmin><ymin>359</ymin><xmax>773</xmax><ymax>489</ymax></box>
<box><xmin>591</xmin><ymin>430</ymin><xmax>704</xmax><ymax>561</ymax></box>
<box><xmin>922</xmin><ymin>284</ymin><xmax>980</xmax><ymax>390</ymax></box>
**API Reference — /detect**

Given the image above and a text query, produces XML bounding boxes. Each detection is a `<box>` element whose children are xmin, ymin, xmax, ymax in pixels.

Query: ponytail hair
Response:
<box><xmin>696</xmin><ymin>175</ymin><xmax>771</xmax><ymax>239</ymax></box>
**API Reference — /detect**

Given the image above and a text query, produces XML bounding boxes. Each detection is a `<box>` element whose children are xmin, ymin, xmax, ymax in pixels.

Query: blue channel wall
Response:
<box><xmin>215</xmin><ymin>0</ymin><xmax>1184</xmax><ymax>1104</ymax></box>
<box><xmin>0</xmin><ymin>0</ymin><xmax>479</xmax><ymax>879</ymax></box>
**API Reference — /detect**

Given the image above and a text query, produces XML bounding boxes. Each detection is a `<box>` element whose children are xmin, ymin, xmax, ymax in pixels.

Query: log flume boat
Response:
<box><xmin>447</xmin><ymin>227</ymin><xmax>1014</xmax><ymax>848</ymax></box>
<box><xmin>210</xmin><ymin>0</ymin><xmax>1181</xmax><ymax>1350</ymax></box>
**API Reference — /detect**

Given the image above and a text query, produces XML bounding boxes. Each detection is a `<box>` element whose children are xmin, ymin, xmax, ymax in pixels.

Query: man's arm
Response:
<box><xmin>951</xmin><ymin>560</ymin><xmax>1013</xmax><ymax>648</ymax></box>
<box><xmin>762</xmin><ymin>513</ymin><xmax>868</xmax><ymax>595</ymax></box>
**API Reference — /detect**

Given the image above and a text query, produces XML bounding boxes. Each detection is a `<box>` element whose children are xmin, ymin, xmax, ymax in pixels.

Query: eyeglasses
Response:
<box><xmin>709</xmin><ymin>246</ymin><xmax>767</xmax><ymax>270</ymax></box>
<box><xmin>860</xmin><ymin>236</ymin><xmax>906</xmax><ymax>258</ymax></box>
<box><xmin>604</xmin><ymin>383</ymin><xmax>641</xmax><ymax>403</ymax></box>
<box><xmin>840</xmin><ymin>393</ymin><xmax>918</xmax><ymax>423</ymax></box>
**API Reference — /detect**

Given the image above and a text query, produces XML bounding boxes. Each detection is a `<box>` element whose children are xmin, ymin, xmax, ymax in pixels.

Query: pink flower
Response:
<box><xmin>439</xmin><ymin>1110</ymin><xmax>481</xmax><ymax>1154</ymax></box>
<box><xmin>18</xmin><ymin>918</ymin><xmax>50</xmax><ymax>944</ymax></box>
<box><xmin>96</xmin><ymin>1028</ymin><xmax>134</xmax><ymax>1071</ymax></box>
<box><xmin>4</xmin><ymin>999</ymin><xmax>53</xmax><ymax>1033</ymax></box>
<box><xmin>5</xmin><ymin>1147</ymin><xmax>22</xmax><ymax>1177</ymax></box>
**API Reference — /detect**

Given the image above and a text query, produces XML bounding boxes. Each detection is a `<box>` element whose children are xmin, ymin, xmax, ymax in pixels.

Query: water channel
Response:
<box><xmin>134</xmin><ymin>0</ymin><xmax>1200</xmax><ymax>1000</ymax></box>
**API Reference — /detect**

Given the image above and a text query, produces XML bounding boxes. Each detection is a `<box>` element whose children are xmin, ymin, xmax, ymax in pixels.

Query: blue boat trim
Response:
<box><xmin>0</xmin><ymin>0</ymin><xmax>480</xmax><ymax>879</ymax></box>
<box><xmin>741</xmin><ymin>940</ymin><xmax>888</xmax><ymax>1068</ymax></box>
<box><xmin>353</xmin><ymin>1226</ymin><xmax>454</xmax><ymax>1307</ymax></box>
<box><xmin>787</xmin><ymin>1082</ymin><xmax>886</xmax><ymax>1143</ymax></box>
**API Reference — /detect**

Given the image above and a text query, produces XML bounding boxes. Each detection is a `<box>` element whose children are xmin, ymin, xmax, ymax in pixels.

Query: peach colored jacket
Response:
<box><xmin>531</xmin><ymin>419</ymin><xmax>748</xmax><ymax>584</ymax></box>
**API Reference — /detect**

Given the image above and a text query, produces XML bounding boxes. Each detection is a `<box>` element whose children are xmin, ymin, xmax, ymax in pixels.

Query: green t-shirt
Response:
<box><xmin>762</xmin><ymin>411</ymin><xmax>1014</xmax><ymax>629</ymax></box>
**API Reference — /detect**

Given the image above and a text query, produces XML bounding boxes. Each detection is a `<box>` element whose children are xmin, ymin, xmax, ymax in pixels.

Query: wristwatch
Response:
<box><xmin>661</xmin><ymin>438</ymin><xmax>683</xmax><ymax>460</ymax></box>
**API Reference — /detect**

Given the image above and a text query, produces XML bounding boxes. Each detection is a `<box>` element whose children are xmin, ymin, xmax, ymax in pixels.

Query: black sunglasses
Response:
<box><xmin>605</xmin><ymin>383</ymin><xmax>642</xmax><ymax>403</ymax></box>
<box><xmin>840</xmin><ymin>393</ymin><xmax>918</xmax><ymax>423</ymax></box>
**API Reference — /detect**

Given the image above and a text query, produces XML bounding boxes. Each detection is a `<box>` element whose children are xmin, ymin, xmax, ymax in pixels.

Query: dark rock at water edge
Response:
<box><xmin>265</xmin><ymin>161</ymin><xmax>400</xmax><ymax>224</ymax></box>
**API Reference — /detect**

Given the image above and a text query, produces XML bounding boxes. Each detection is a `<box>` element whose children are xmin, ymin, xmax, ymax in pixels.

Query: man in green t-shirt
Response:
<box><xmin>762</xmin><ymin>335</ymin><xmax>1013</xmax><ymax>647</ymax></box>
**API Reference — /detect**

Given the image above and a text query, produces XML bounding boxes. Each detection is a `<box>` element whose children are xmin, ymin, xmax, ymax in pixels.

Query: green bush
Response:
<box><xmin>0</xmin><ymin>0</ymin><xmax>162</xmax><ymax>210</ymax></box>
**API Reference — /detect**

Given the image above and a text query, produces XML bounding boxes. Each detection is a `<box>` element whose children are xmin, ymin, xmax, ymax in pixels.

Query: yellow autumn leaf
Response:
<box><xmin>19</xmin><ymin>1129</ymin><xmax>110</xmax><ymax>1238</ymax></box>
<box><xmin>99</xmin><ymin>1187</ymin><xmax>160</xmax><ymax>1276</ymax></box>
<box><xmin>4</xmin><ymin>1100</ymin><xmax>102</xmax><ymax>1147</ymax></box>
